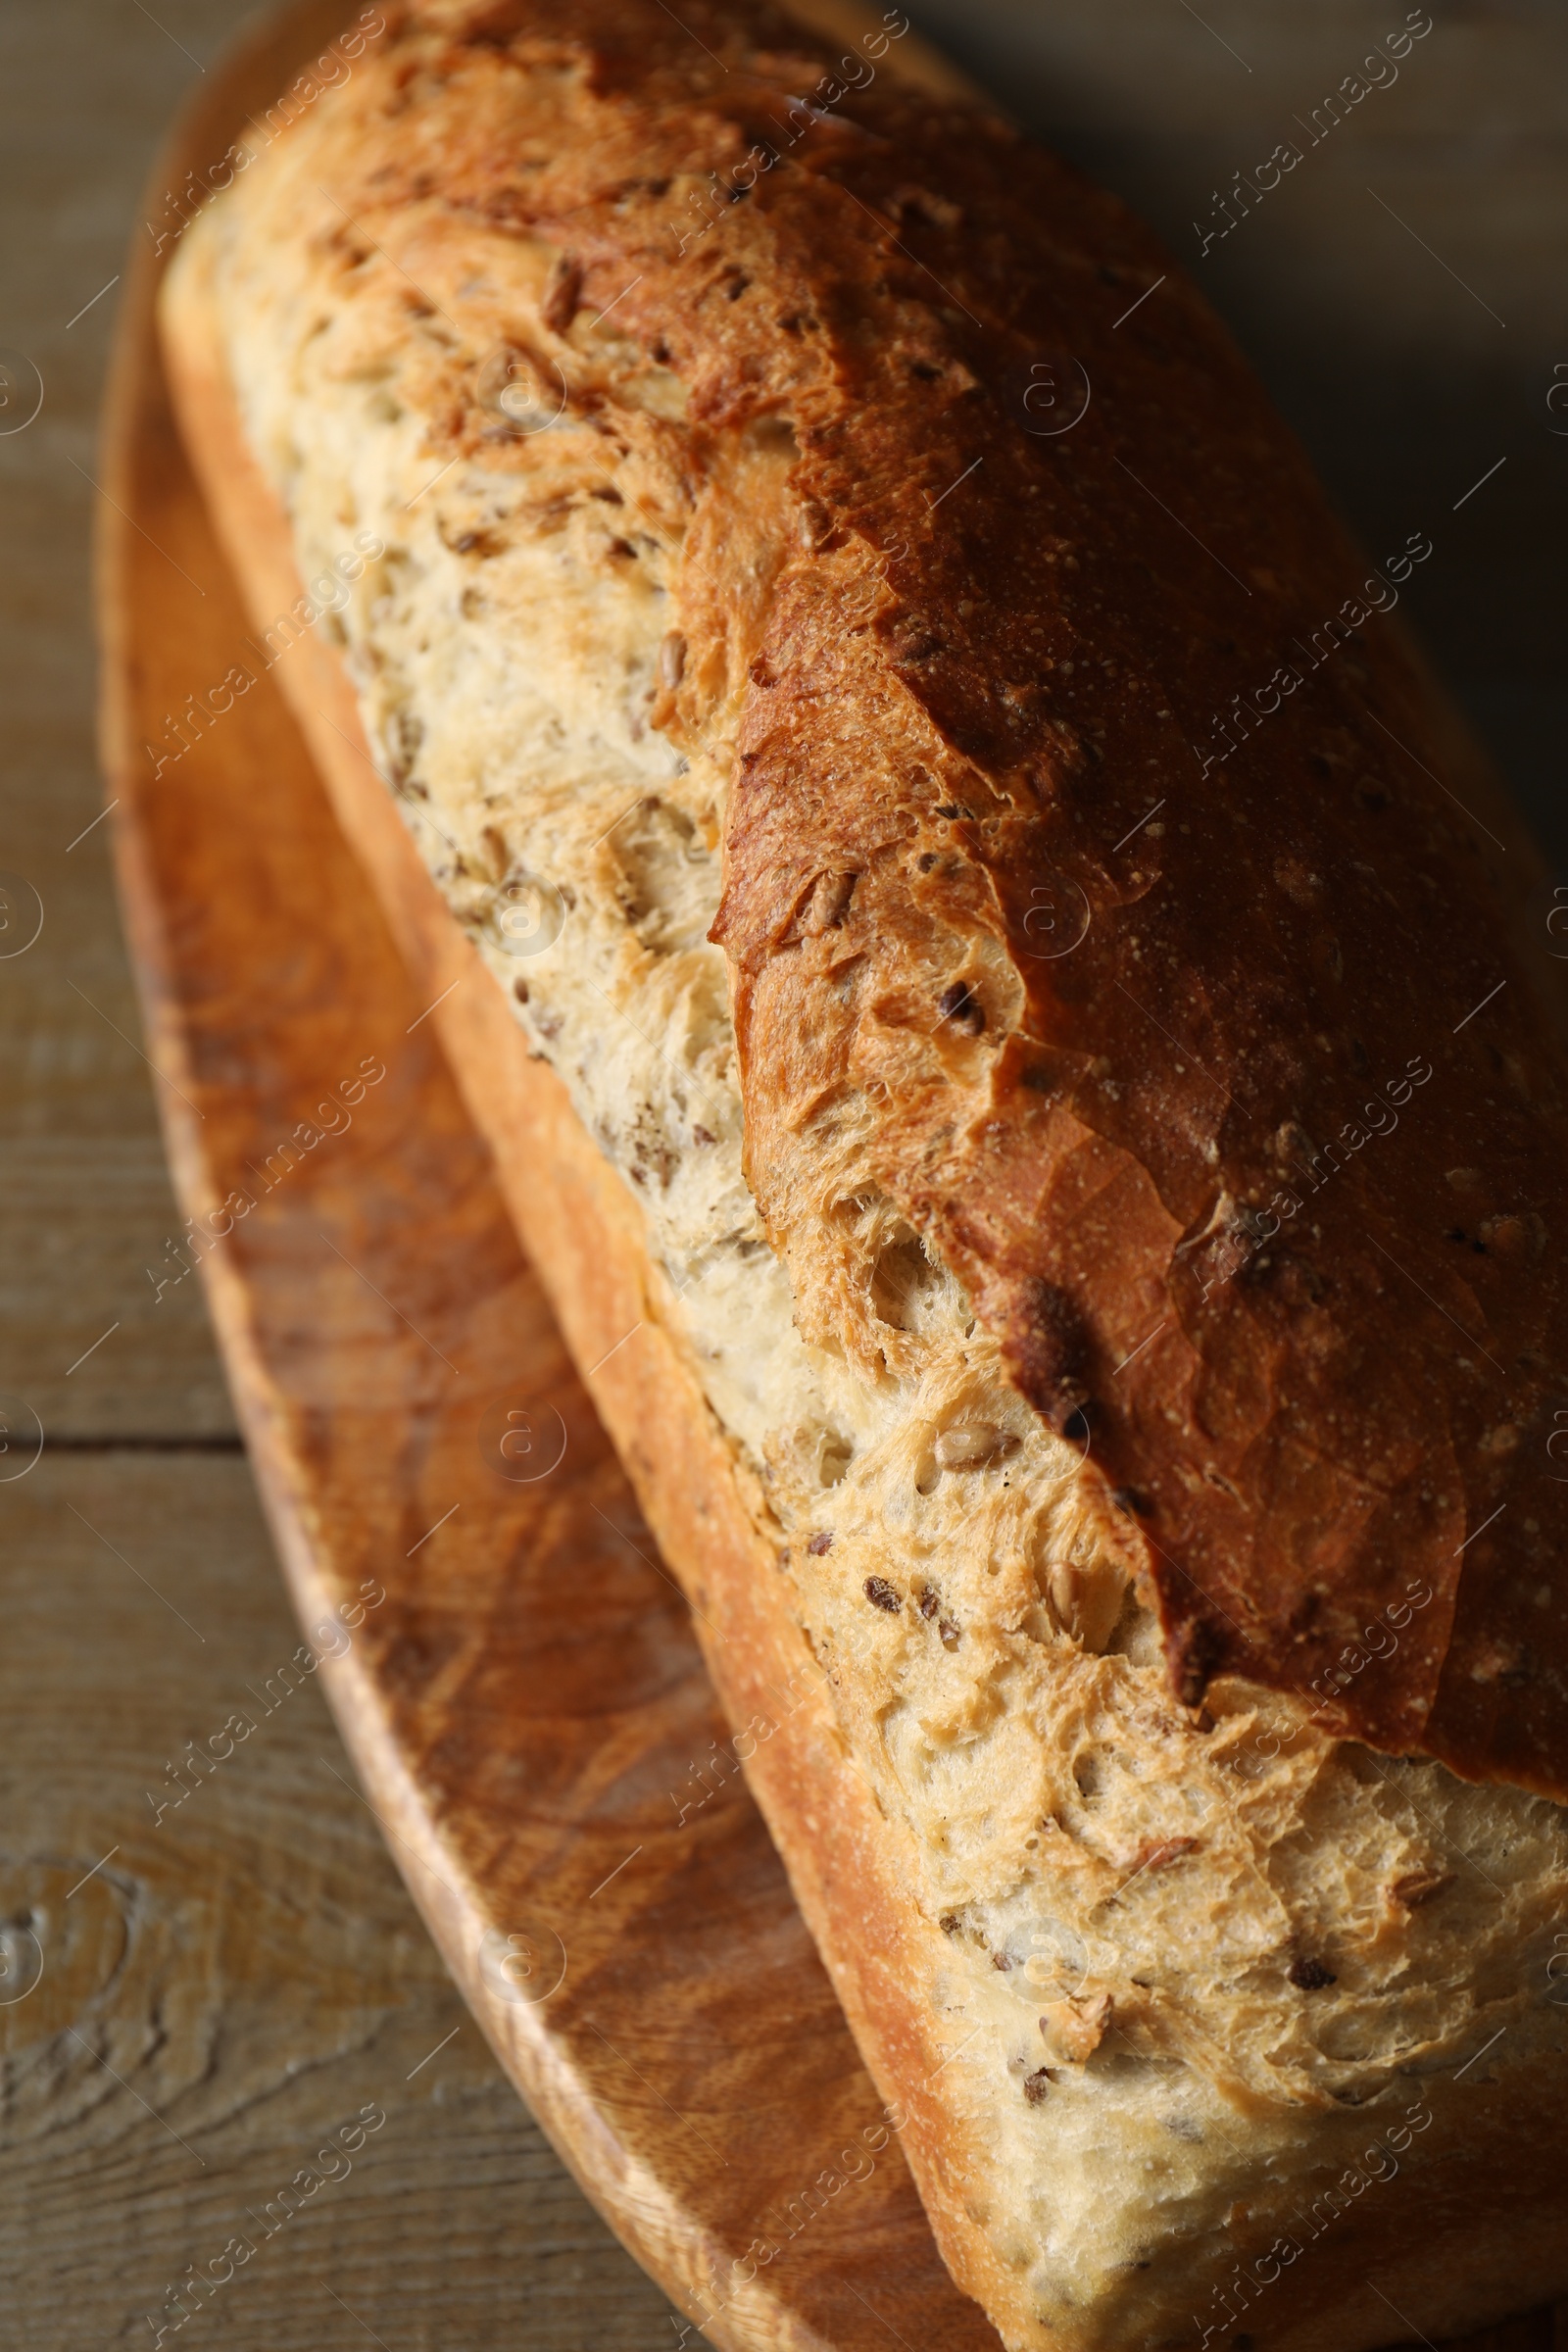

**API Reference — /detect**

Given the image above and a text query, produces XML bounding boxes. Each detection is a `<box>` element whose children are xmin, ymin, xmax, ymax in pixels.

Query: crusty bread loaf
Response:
<box><xmin>159</xmin><ymin>3</ymin><xmax>1568</xmax><ymax>2346</ymax></box>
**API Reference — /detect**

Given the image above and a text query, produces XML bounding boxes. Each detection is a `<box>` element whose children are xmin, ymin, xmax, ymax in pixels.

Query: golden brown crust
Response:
<box><xmin>157</xmin><ymin>197</ymin><xmax>1022</xmax><ymax>2350</ymax></box>
<box><xmin>674</xmin><ymin>36</ymin><xmax>1568</xmax><ymax>1798</ymax></box>
<box><xmin>164</xmin><ymin>229</ymin><xmax>1568</xmax><ymax>2352</ymax></box>
<box><xmin>155</xmin><ymin>9</ymin><xmax>1568</xmax><ymax>2338</ymax></box>
<box><xmin>325</xmin><ymin>0</ymin><xmax>1568</xmax><ymax>1796</ymax></box>
<box><xmin>162</xmin><ymin>202</ymin><xmax>1568</xmax><ymax>2352</ymax></box>
<box><xmin>176</xmin><ymin>0</ymin><xmax>1566</xmax><ymax>1773</ymax></box>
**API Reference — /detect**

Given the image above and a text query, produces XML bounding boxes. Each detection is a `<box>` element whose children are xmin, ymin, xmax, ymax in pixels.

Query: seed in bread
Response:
<box><xmin>161</xmin><ymin>4</ymin><xmax>1568</xmax><ymax>2345</ymax></box>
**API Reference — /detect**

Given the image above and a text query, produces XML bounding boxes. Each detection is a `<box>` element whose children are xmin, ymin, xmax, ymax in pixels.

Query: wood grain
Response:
<box><xmin>0</xmin><ymin>1452</ymin><xmax>682</xmax><ymax>2349</ymax></box>
<box><xmin>0</xmin><ymin>0</ymin><xmax>1560</xmax><ymax>2339</ymax></box>
<box><xmin>98</xmin><ymin>10</ymin><xmax>1002</xmax><ymax>2345</ymax></box>
<box><xmin>2</xmin><ymin>1</ymin><xmax>697</xmax><ymax>2339</ymax></box>
<box><xmin>101</xmin><ymin>3</ymin><xmax>1568</xmax><ymax>2347</ymax></box>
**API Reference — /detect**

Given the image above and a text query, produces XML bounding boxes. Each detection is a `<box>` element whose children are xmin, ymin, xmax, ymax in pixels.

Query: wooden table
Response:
<box><xmin>1</xmin><ymin>2</ymin><xmax>1563</xmax><ymax>2344</ymax></box>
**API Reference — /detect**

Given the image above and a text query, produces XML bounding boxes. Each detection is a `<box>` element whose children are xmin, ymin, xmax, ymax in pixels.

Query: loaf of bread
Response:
<box><xmin>160</xmin><ymin>2</ymin><xmax>1568</xmax><ymax>2344</ymax></box>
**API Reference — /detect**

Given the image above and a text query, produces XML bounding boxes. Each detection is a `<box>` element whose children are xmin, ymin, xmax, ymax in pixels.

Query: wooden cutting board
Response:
<box><xmin>95</xmin><ymin>8</ymin><xmax>1006</xmax><ymax>2349</ymax></box>
<box><xmin>93</xmin><ymin>5</ymin><xmax>1554</xmax><ymax>2348</ymax></box>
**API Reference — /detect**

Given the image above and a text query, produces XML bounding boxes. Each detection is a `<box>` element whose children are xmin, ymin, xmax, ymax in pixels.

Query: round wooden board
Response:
<box><xmin>91</xmin><ymin>7</ymin><xmax>1554</xmax><ymax>2351</ymax></box>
